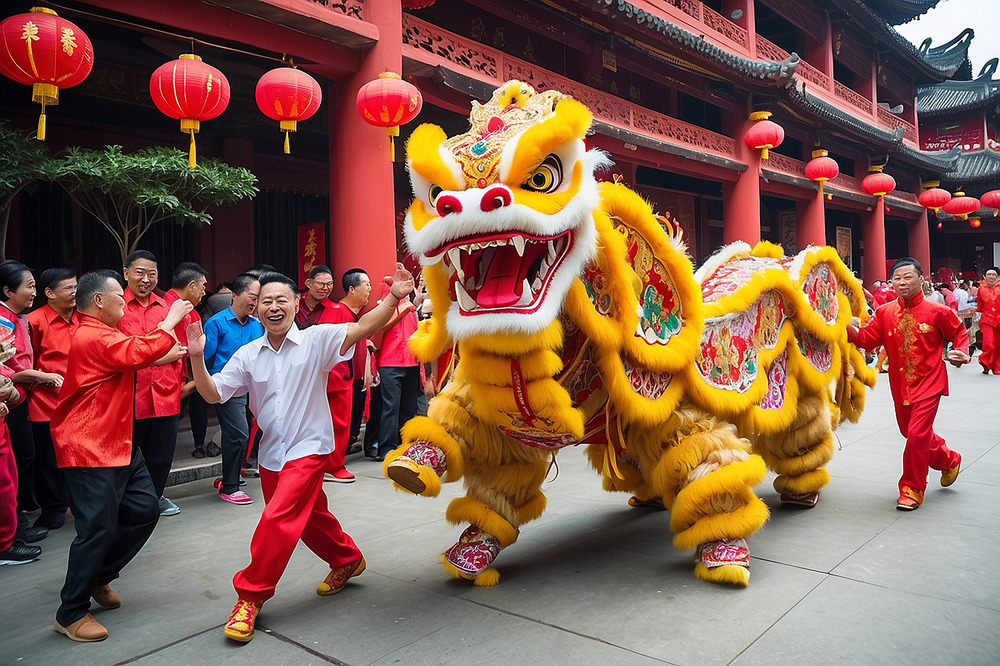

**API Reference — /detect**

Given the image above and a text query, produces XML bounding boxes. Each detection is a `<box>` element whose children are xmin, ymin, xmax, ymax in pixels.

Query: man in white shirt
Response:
<box><xmin>187</xmin><ymin>265</ymin><xmax>414</xmax><ymax>643</ymax></box>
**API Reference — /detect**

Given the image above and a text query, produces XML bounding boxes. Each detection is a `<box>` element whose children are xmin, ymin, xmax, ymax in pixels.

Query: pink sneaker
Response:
<box><xmin>325</xmin><ymin>468</ymin><xmax>356</xmax><ymax>483</ymax></box>
<box><xmin>219</xmin><ymin>490</ymin><xmax>253</xmax><ymax>505</ymax></box>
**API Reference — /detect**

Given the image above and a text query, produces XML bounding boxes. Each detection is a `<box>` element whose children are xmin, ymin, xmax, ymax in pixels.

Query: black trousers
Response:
<box><xmin>187</xmin><ymin>392</ymin><xmax>209</xmax><ymax>449</ymax></box>
<box><xmin>350</xmin><ymin>379</ymin><xmax>366</xmax><ymax>446</ymax></box>
<box><xmin>132</xmin><ymin>414</ymin><xmax>180</xmax><ymax>498</ymax></box>
<box><xmin>31</xmin><ymin>421</ymin><xmax>67</xmax><ymax>519</ymax></box>
<box><xmin>7</xmin><ymin>403</ymin><xmax>36</xmax><ymax>512</ymax></box>
<box><xmin>57</xmin><ymin>447</ymin><xmax>159</xmax><ymax>627</ymax></box>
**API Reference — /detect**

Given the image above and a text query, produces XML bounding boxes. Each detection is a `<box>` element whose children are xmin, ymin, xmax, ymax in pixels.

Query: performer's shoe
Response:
<box><xmin>779</xmin><ymin>491</ymin><xmax>820</xmax><ymax>508</ymax></box>
<box><xmin>896</xmin><ymin>486</ymin><xmax>924</xmax><ymax>511</ymax></box>
<box><xmin>219</xmin><ymin>490</ymin><xmax>254</xmax><ymax>505</ymax></box>
<box><xmin>224</xmin><ymin>599</ymin><xmax>262</xmax><ymax>642</ymax></box>
<box><xmin>316</xmin><ymin>555</ymin><xmax>366</xmax><ymax>596</ymax></box>
<box><xmin>16</xmin><ymin>512</ymin><xmax>48</xmax><ymax>543</ymax></box>
<box><xmin>941</xmin><ymin>456</ymin><xmax>962</xmax><ymax>487</ymax></box>
<box><xmin>325</xmin><ymin>468</ymin><xmax>356</xmax><ymax>483</ymax></box>
<box><xmin>53</xmin><ymin>613</ymin><xmax>108</xmax><ymax>642</ymax></box>
<box><xmin>0</xmin><ymin>541</ymin><xmax>41</xmax><ymax>565</ymax></box>
<box><xmin>158</xmin><ymin>496</ymin><xmax>180</xmax><ymax>516</ymax></box>
<box><xmin>445</xmin><ymin>525</ymin><xmax>501</xmax><ymax>578</ymax></box>
<box><xmin>91</xmin><ymin>584</ymin><xmax>121</xmax><ymax>609</ymax></box>
<box><xmin>627</xmin><ymin>496</ymin><xmax>665</xmax><ymax>509</ymax></box>
<box><xmin>386</xmin><ymin>443</ymin><xmax>446</xmax><ymax>494</ymax></box>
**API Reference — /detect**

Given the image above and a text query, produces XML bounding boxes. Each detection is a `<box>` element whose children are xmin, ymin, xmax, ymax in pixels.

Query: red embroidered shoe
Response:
<box><xmin>445</xmin><ymin>525</ymin><xmax>501</xmax><ymax>577</ymax></box>
<box><xmin>316</xmin><ymin>555</ymin><xmax>366</xmax><ymax>596</ymax></box>
<box><xmin>697</xmin><ymin>538</ymin><xmax>750</xmax><ymax>570</ymax></box>
<box><xmin>224</xmin><ymin>599</ymin><xmax>262</xmax><ymax>643</ymax></box>
<box><xmin>386</xmin><ymin>442</ymin><xmax>447</xmax><ymax>494</ymax></box>
<box><xmin>941</xmin><ymin>455</ymin><xmax>961</xmax><ymax>487</ymax></box>
<box><xmin>896</xmin><ymin>486</ymin><xmax>924</xmax><ymax>511</ymax></box>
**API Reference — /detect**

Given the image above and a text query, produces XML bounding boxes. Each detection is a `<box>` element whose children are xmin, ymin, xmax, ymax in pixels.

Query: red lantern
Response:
<box><xmin>149</xmin><ymin>54</ymin><xmax>230</xmax><ymax>168</ymax></box>
<box><xmin>861</xmin><ymin>166</ymin><xmax>896</xmax><ymax>199</ymax></box>
<box><xmin>0</xmin><ymin>7</ymin><xmax>93</xmax><ymax>140</ymax></box>
<box><xmin>743</xmin><ymin>111</ymin><xmax>784</xmax><ymax>160</ymax></box>
<box><xmin>804</xmin><ymin>149</ymin><xmax>838</xmax><ymax>199</ymax></box>
<box><xmin>941</xmin><ymin>190</ymin><xmax>980</xmax><ymax>221</ymax></box>
<box><xmin>970</xmin><ymin>217</ymin><xmax>982</xmax><ymax>229</ymax></box>
<box><xmin>255</xmin><ymin>66</ymin><xmax>322</xmax><ymax>155</ymax></box>
<box><xmin>356</xmin><ymin>71</ymin><xmax>422</xmax><ymax>161</ymax></box>
<box><xmin>980</xmin><ymin>189</ymin><xmax>1000</xmax><ymax>216</ymax></box>
<box><xmin>918</xmin><ymin>180</ymin><xmax>951</xmax><ymax>214</ymax></box>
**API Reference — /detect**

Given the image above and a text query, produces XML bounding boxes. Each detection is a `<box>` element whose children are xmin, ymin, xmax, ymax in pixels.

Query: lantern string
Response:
<box><xmin>44</xmin><ymin>2</ymin><xmax>298</xmax><ymax>66</ymax></box>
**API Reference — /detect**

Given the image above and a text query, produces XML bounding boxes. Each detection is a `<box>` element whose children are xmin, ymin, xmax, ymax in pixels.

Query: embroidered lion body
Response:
<box><xmin>385</xmin><ymin>81</ymin><xmax>875</xmax><ymax>587</ymax></box>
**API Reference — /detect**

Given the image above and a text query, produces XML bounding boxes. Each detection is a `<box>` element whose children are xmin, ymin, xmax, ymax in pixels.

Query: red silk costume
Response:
<box><xmin>319</xmin><ymin>302</ymin><xmax>362</xmax><ymax>472</ymax></box>
<box><xmin>976</xmin><ymin>282</ymin><xmax>1000</xmax><ymax>374</ymax></box>
<box><xmin>849</xmin><ymin>290</ymin><xmax>968</xmax><ymax>494</ymax></box>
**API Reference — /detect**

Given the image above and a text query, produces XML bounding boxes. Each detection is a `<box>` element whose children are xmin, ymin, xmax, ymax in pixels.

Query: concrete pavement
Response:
<box><xmin>2</xmin><ymin>364</ymin><xmax>999</xmax><ymax>665</ymax></box>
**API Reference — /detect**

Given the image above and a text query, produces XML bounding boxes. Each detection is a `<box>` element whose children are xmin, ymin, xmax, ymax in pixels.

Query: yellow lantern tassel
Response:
<box><xmin>188</xmin><ymin>130</ymin><xmax>197</xmax><ymax>169</ymax></box>
<box><xmin>818</xmin><ymin>181</ymin><xmax>824</xmax><ymax>198</ymax></box>
<box><xmin>37</xmin><ymin>106</ymin><xmax>46</xmax><ymax>141</ymax></box>
<box><xmin>387</xmin><ymin>125</ymin><xmax>399</xmax><ymax>162</ymax></box>
<box><xmin>283</xmin><ymin>131</ymin><xmax>290</xmax><ymax>154</ymax></box>
<box><xmin>761</xmin><ymin>147</ymin><xmax>769</xmax><ymax>160</ymax></box>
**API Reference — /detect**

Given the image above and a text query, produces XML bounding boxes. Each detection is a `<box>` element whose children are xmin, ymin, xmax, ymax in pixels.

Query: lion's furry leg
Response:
<box><xmin>753</xmin><ymin>393</ymin><xmax>835</xmax><ymax>497</ymax></box>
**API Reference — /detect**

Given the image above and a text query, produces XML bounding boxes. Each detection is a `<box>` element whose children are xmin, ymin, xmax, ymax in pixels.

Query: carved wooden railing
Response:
<box><xmin>796</xmin><ymin>59</ymin><xmax>830</xmax><ymax>90</ymax></box>
<box><xmin>304</xmin><ymin>0</ymin><xmax>365</xmax><ymax>20</ymax></box>
<box><xmin>877</xmin><ymin>105</ymin><xmax>917</xmax><ymax>143</ymax></box>
<box><xmin>762</xmin><ymin>152</ymin><xmax>807</xmax><ymax>179</ymax></box>
<box><xmin>701</xmin><ymin>4</ymin><xmax>748</xmax><ymax>48</ymax></box>
<box><xmin>834</xmin><ymin>80</ymin><xmax>873</xmax><ymax>115</ymax></box>
<box><xmin>642</xmin><ymin>0</ymin><xmax>750</xmax><ymax>51</ymax></box>
<box><xmin>402</xmin><ymin>15</ymin><xmax>736</xmax><ymax>159</ymax></box>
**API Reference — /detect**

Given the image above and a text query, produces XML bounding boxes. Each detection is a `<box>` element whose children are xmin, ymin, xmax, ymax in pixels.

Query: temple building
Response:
<box><xmin>2</xmin><ymin>0</ymin><xmax>997</xmax><ymax>289</ymax></box>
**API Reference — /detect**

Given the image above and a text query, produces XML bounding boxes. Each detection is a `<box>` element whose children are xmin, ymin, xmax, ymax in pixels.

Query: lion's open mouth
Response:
<box><xmin>427</xmin><ymin>230</ymin><xmax>573</xmax><ymax>314</ymax></box>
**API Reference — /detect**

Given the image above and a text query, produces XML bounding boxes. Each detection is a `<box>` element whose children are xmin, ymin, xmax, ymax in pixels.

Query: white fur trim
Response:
<box><xmin>694</xmin><ymin>242</ymin><xmax>752</xmax><ymax>284</ymax></box>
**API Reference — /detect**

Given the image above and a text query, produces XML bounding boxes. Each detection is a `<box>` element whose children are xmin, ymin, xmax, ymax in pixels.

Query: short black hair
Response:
<box><xmin>342</xmin><ymin>267</ymin><xmax>367</xmax><ymax>292</ymax></box>
<box><xmin>231</xmin><ymin>273</ymin><xmax>259</xmax><ymax>296</ymax></box>
<box><xmin>890</xmin><ymin>257</ymin><xmax>922</xmax><ymax>277</ymax></box>
<box><xmin>308</xmin><ymin>265</ymin><xmax>333</xmax><ymax>281</ymax></box>
<box><xmin>245</xmin><ymin>263</ymin><xmax>277</xmax><ymax>279</ymax></box>
<box><xmin>38</xmin><ymin>267</ymin><xmax>76</xmax><ymax>294</ymax></box>
<box><xmin>0</xmin><ymin>260</ymin><xmax>32</xmax><ymax>302</ymax></box>
<box><xmin>987</xmin><ymin>267</ymin><xmax>1000</xmax><ymax>276</ymax></box>
<box><xmin>258</xmin><ymin>271</ymin><xmax>298</xmax><ymax>297</ymax></box>
<box><xmin>172</xmin><ymin>262</ymin><xmax>208</xmax><ymax>290</ymax></box>
<box><xmin>76</xmin><ymin>269</ymin><xmax>123</xmax><ymax>312</ymax></box>
<box><xmin>124</xmin><ymin>250</ymin><xmax>157</xmax><ymax>268</ymax></box>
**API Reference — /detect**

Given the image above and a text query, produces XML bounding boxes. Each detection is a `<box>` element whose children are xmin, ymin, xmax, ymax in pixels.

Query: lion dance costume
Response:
<box><xmin>385</xmin><ymin>81</ymin><xmax>875</xmax><ymax>587</ymax></box>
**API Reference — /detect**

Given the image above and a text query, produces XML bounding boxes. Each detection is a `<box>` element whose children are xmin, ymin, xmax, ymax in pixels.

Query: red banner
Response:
<box><xmin>297</xmin><ymin>222</ymin><xmax>327</xmax><ymax>288</ymax></box>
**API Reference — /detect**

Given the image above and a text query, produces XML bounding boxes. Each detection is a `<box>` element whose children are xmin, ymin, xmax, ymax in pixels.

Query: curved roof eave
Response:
<box><xmin>865</xmin><ymin>0</ymin><xmax>943</xmax><ymax>26</ymax></box>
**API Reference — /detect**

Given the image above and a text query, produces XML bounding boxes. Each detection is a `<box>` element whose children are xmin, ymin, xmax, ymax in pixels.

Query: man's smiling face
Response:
<box><xmin>258</xmin><ymin>281</ymin><xmax>298</xmax><ymax>337</ymax></box>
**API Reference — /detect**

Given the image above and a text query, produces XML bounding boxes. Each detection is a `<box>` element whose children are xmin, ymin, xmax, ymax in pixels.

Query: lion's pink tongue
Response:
<box><xmin>474</xmin><ymin>263</ymin><xmax>523</xmax><ymax>308</ymax></box>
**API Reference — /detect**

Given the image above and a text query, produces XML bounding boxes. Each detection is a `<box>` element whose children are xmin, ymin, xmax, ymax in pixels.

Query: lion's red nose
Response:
<box><xmin>436</xmin><ymin>195</ymin><xmax>463</xmax><ymax>217</ymax></box>
<box><xmin>480</xmin><ymin>186</ymin><xmax>512</xmax><ymax>212</ymax></box>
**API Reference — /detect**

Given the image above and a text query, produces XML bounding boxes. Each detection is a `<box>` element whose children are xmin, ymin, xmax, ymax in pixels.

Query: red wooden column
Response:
<box><xmin>722</xmin><ymin>115</ymin><xmax>762</xmax><ymax>245</ymax></box>
<box><xmin>329</xmin><ymin>0</ymin><xmax>403</xmax><ymax>283</ymax></box>
<box><xmin>795</xmin><ymin>190</ymin><xmax>827</xmax><ymax>249</ymax></box>
<box><xmin>907</xmin><ymin>213</ymin><xmax>931</xmax><ymax>275</ymax></box>
<box><xmin>862</xmin><ymin>198</ymin><xmax>887</xmax><ymax>285</ymax></box>
<box><xmin>208</xmin><ymin>137</ymin><xmax>256</xmax><ymax>281</ymax></box>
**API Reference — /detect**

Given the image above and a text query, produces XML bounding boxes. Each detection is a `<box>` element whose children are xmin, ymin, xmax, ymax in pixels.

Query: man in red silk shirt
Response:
<box><xmin>848</xmin><ymin>258</ymin><xmax>969</xmax><ymax>511</ymax></box>
<box><xmin>50</xmin><ymin>270</ymin><xmax>192</xmax><ymax>642</ymax></box>
<box><xmin>976</xmin><ymin>267</ymin><xmax>1000</xmax><ymax>375</ymax></box>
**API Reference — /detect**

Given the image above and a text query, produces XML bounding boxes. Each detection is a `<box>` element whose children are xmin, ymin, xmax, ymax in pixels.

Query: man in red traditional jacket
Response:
<box><xmin>50</xmin><ymin>270</ymin><xmax>192</xmax><ymax>642</ymax></box>
<box><xmin>848</xmin><ymin>257</ymin><xmax>969</xmax><ymax>511</ymax></box>
<box><xmin>976</xmin><ymin>267</ymin><xmax>1000</xmax><ymax>375</ymax></box>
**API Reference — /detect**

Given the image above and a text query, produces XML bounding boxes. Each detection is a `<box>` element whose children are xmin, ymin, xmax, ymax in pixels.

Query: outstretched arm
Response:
<box><xmin>186</xmin><ymin>320</ymin><xmax>222</xmax><ymax>404</ymax></box>
<box><xmin>341</xmin><ymin>263</ymin><xmax>414</xmax><ymax>356</ymax></box>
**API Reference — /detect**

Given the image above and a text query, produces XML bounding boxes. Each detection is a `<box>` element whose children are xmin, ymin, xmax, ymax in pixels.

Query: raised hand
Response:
<box><xmin>186</xmin><ymin>320</ymin><xmax>206</xmax><ymax>357</ymax></box>
<box><xmin>384</xmin><ymin>262</ymin><xmax>415</xmax><ymax>300</ymax></box>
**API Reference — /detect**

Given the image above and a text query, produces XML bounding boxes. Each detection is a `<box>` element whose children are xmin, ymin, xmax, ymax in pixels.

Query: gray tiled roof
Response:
<box><xmin>917</xmin><ymin>59</ymin><xmax>1000</xmax><ymax>118</ymax></box>
<box><xmin>941</xmin><ymin>149</ymin><xmax>1000</xmax><ymax>189</ymax></box>
<box><xmin>865</xmin><ymin>0</ymin><xmax>943</xmax><ymax>25</ymax></box>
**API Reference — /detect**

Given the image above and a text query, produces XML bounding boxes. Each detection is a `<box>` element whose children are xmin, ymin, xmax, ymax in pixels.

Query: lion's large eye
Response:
<box><xmin>522</xmin><ymin>155</ymin><xmax>562</xmax><ymax>193</ymax></box>
<box><xmin>428</xmin><ymin>184</ymin><xmax>443</xmax><ymax>204</ymax></box>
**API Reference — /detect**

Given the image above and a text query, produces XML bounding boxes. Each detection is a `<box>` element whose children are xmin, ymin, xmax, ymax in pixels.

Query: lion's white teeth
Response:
<box><xmin>455</xmin><ymin>282</ymin><xmax>477</xmax><ymax>311</ymax></box>
<box><xmin>512</xmin><ymin>236</ymin><xmax>526</xmax><ymax>256</ymax></box>
<box><xmin>547</xmin><ymin>240</ymin><xmax>557</xmax><ymax>263</ymax></box>
<box><xmin>457</xmin><ymin>268</ymin><xmax>466</xmax><ymax>283</ymax></box>
<box><xmin>516</xmin><ymin>280</ymin><xmax>534</xmax><ymax>306</ymax></box>
<box><xmin>531</xmin><ymin>277</ymin><xmax>542</xmax><ymax>292</ymax></box>
<box><xmin>539</xmin><ymin>257</ymin><xmax>549</xmax><ymax>278</ymax></box>
<box><xmin>447</xmin><ymin>248</ymin><xmax>462</xmax><ymax>269</ymax></box>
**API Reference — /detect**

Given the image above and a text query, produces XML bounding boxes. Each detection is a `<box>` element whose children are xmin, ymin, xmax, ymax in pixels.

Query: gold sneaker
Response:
<box><xmin>941</xmin><ymin>456</ymin><xmax>961</xmax><ymax>487</ymax></box>
<box><xmin>224</xmin><ymin>599</ymin><xmax>262</xmax><ymax>642</ymax></box>
<box><xmin>316</xmin><ymin>555</ymin><xmax>366</xmax><ymax>596</ymax></box>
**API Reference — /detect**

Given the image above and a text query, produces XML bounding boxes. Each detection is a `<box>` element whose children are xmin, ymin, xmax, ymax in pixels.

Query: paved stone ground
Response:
<box><xmin>2</xmin><ymin>364</ymin><xmax>999</xmax><ymax>665</ymax></box>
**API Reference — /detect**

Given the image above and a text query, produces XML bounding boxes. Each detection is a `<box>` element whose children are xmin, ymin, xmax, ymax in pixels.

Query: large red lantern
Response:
<box><xmin>941</xmin><ymin>190</ymin><xmax>980</xmax><ymax>221</ymax></box>
<box><xmin>918</xmin><ymin>180</ymin><xmax>951</xmax><ymax>214</ymax></box>
<box><xmin>804</xmin><ymin>149</ymin><xmax>838</xmax><ymax>199</ymax></box>
<box><xmin>980</xmin><ymin>189</ymin><xmax>1000</xmax><ymax>216</ymax></box>
<box><xmin>149</xmin><ymin>54</ymin><xmax>230</xmax><ymax>168</ymax></box>
<box><xmin>356</xmin><ymin>71</ymin><xmax>422</xmax><ymax>161</ymax></box>
<box><xmin>0</xmin><ymin>7</ymin><xmax>93</xmax><ymax>140</ymax></box>
<box><xmin>861</xmin><ymin>166</ymin><xmax>896</xmax><ymax>199</ymax></box>
<box><xmin>743</xmin><ymin>111</ymin><xmax>784</xmax><ymax>160</ymax></box>
<box><xmin>255</xmin><ymin>66</ymin><xmax>322</xmax><ymax>154</ymax></box>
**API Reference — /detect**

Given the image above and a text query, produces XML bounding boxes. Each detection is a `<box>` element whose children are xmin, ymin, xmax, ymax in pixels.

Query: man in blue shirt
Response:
<box><xmin>203</xmin><ymin>273</ymin><xmax>264</xmax><ymax>504</ymax></box>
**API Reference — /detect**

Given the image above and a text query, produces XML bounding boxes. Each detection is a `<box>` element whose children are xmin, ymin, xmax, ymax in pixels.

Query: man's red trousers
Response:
<box><xmin>980</xmin><ymin>322</ymin><xmax>1000</xmax><ymax>374</ymax></box>
<box><xmin>326</xmin><ymin>389</ymin><xmax>352</xmax><ymax>472</ymax></box>
<box><xmin>232</xmin><ymin>453</ymin><xmax>361</xmax><ymax>602</ymax></box>
<box><xmin>893</xmin><ymin>394</ymin><xmax>960</xmax><ymax>494</ymax></box>
<box><xmin>0</xmin><ymin>424</ymin><xmax>17</xmax><ymax>551</ymax></box>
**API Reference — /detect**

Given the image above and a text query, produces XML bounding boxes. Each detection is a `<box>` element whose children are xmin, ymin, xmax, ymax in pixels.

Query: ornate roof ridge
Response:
<box><xmin>864</xmin><ymin>0</ymin><xmax>943</xmax><ymax>26</ymax></box>
<box><xmin>917</xmin><ymin>59</ymin><xmax>1000</xmax><ymax>118</ymax></box>
<box><xmin>941</xmin><ymin>148</ymin><xmax>1000</xmax><ymax>188</ymax></box>
<box><xmin>783</xmin><ymin>84</ymin><xmax>961</xmax><ymax>172</ymax></box>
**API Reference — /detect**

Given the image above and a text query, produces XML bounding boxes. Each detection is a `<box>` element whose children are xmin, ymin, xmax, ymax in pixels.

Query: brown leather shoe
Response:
<box><xmin>53</xmin><ymin>613</ymin><xmax>108</xmax><ymax>642</ymax></box>
<box><xmin>92</xmin><ymin>584</ymin><xmax>121</xmax><ymax>609</ymax></box>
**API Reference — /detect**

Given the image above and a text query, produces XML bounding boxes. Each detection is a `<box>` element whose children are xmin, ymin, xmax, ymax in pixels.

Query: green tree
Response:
<box><xmin>0</xmin><ymin>121</ymin><xmax>51</xmax><ymax>262</ymax></box>
<box><xmin>51</xmin><ymin>145</ymin><xmax>258</xmax><ymax>264</ymax></box>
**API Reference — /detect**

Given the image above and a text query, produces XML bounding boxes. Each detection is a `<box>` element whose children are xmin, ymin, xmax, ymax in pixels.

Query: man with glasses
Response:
<box><xmin>295</xmin><ymin>265</ymin><xmax>335</xmax><ymax>330</ymax></box>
